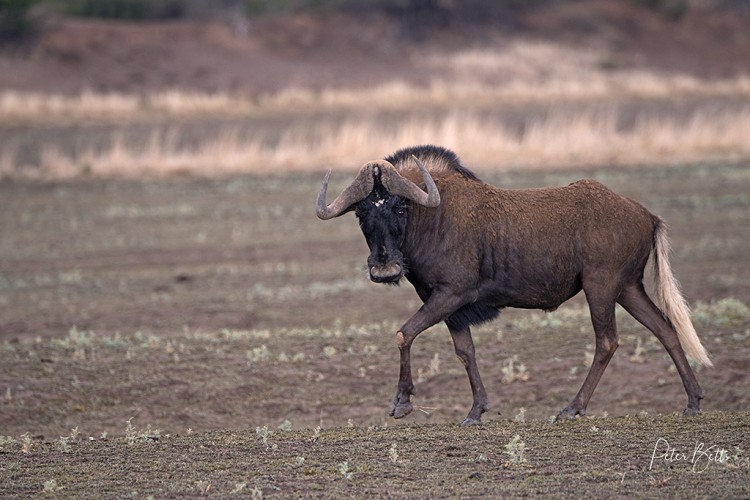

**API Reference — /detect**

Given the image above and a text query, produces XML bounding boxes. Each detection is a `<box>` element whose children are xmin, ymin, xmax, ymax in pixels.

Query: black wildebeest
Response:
<box><xmin>316</xmin><ymin>145</ymin><xmax>711</xmax><ymax>426</ymax></box>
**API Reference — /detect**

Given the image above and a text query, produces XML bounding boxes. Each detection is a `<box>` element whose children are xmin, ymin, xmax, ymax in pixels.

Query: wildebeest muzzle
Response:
<box><xmin>368</xmin><ymin>259</ymin><xmax>404</xmax><ymax>283</ymax></box>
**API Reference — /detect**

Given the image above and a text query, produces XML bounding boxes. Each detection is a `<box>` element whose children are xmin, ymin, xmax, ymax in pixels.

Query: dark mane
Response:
<box><xmin>384</xmin><ymin>145</ymin><xmax>480</xmax><ymax>181</ymax></box>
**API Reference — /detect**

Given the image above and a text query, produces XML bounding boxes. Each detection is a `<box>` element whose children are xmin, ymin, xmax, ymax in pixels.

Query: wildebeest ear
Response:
<box><xmin>316</xmin><ymin>164</ymin><xmax>376</xmax><ymax>220</ymax></box>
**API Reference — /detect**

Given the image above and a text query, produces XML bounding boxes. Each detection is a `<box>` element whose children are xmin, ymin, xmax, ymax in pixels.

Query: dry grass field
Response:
<box><xmin>1</xmin><ymin>1</ymin><xmax>749</xmax><ymax>497</ymax></box>
<box><xmin>1</xmin><ymin>55</ymin><xmax>749</xmax><ymax>177</ymax></box>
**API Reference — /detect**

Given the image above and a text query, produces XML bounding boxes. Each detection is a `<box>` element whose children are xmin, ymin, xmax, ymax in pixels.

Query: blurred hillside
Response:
<box><xmin>1</xmin><ymin>0</ymin><xmax>749</xmax><ymax>96</ymax></box>
<box><xmin>1</xmin><ymin>0</ymin><xmax>749</xmax><ymax>176</ymax></box>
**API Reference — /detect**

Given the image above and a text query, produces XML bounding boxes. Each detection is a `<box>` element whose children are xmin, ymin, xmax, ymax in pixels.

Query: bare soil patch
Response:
<box><xmin>1</xmin><ymin>413</ymin><xmax>749</xmax><ymax>498</ymax></box>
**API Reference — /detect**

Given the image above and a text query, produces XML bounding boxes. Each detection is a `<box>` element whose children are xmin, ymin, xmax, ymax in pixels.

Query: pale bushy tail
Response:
<box><xmin>652</xmin><ymin>220</ymin><xmax>713</xmax><ymax>367</ymax></box>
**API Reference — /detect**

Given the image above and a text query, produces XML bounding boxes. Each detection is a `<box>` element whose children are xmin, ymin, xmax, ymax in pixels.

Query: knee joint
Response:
<box><xmin>396</xmin><ymin>330</ymin><xmax>414</xmax><ymax>349</ymax></box>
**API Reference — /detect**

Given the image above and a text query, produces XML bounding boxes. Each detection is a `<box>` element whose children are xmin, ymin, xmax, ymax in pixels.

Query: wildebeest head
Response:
<box><xmin>316</xmin><ymin>156</ymin><xmax>440</xmax><ymax>283</ymax></box>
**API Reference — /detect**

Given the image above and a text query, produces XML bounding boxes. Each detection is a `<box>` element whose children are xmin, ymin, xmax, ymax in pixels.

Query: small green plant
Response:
<box><xmin>125</xmin><ymin>417</ymin><xmax>160</xmax><ymax>444</ymax></box>
<box><xmin>21</xmin><ymin>432</ymin><xmax>32</xmax><ymax>454</ymax></box>
<box><xmin>514</xmin><ymin>407</ymin><xmax>526</xmax><ymax>423</ymax></box>
<box><xmin>337</xmin><ymin>461</ymin><xmax>353</xmax><ymax>480</ymax></box>
<box><xmin>629</xmin><ymin>337</ymin><xmax>646</xmax><ymax>363</ymax></box>
<box><xmin>195</xmin><ymin>480</ymin><xmax>211</xmax><ymax>495</ymax></box>
<box><xmin>256</xmin><ymin>426</ymin><xmax>276</xmax><ymax>450</ymax></box>
<box><xmin>57</xmin><ymin>436</ymin><xmax>71</xmax><ymax>453</ymax></box>
<box><xmin>693</xmin><ymin>298</ymin><xmax>748</xmax><ymax>327</ymax></box>
<box><xmin>310</xmin><ymin>426</ymin><xmax>321</xmax><ymax>443</ymax></box>
<box><xmin>277</xmin><ymin>419</ymin><xmax>292</xmax><ymax>431</ymax></box>
<box><xmin>42</xmin><ymin>479</ymin><xmax>62</xmax><ymax>494</ymax></box>
<box><xmin>389</xmin><ymin>443</ymin><xmax>400</xmax><ymax>464</ymax></box>
<box><xmin>256</xmin><ymin>426</ymin><xmax>270</xmax><ymax>447</ymax></box>
<box><xmin>230</xmin><ymin>482</ymin><xmax>247</xmax><ymax>494</ymax></box>
<box><xmin>247</xmin><ymin>345</ymin><xmax>270</xmax><ymax>363</ymax></box>
<box><xmin>501</xmin><ymin>355</ymin><xmax>529</xmax><ymax>383</ymax></box>
<box><xmin>505</xmin><ymin>434</ymin><xmax>527</xmax><ymax>464</ymax></box>
<box><xmin>125</xmin><ymin>417</ymin><xmax>137</xmax><ymax>445</ymax></box>
<box><xmin>418</xmin><ymin>352</ymin><xmax>441</xmax><ymax>382</ymax></box>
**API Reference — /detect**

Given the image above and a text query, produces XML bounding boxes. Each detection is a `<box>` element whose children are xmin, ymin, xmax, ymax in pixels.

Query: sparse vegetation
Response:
<box><xmin>1</xmin><ymin>2</ymin><xmax>749</xmax><ymax>496</ymax></box>
<box><xmin>388</xmin><ymin>443</ymin><xmax>400</xmax><ymax>464</ymax></box>
<box><xmin>0</xmin><ymin>414</ymin><xmax>746</xmax><ymax>497</ymax></box>
<box><xmin>504</xmin><ymin>434</ymin><xmax>527</xmax><ymax>464</ymax></box>
<box><xmin>0</xmin><ymin>154</ymin><xmax>748</xmax><ymax>497</ymax></box>
<box><xmin>693</xmin><ymin>298</ymin><xmax>749</xmax><ymax>327</ymax></box>
<box><xmin>501</xmin><ymin>355</ymin><xmax>529</xmax><ymax>384</ymax></box>
<box><xmin>337</xmin><ymin>461</ymin><xmax>353</xmax><ymax>480</ymax></box>
<box><xmin>254</xmin><ymin>426</ymin><xmax>278</xmax><ymax>450</ymax></box>
<box><xmin>41</xmin><ymin>479</ymin><xmax>62</xmax><ymax>494</ymax></box>
<box><xmin>125</xmin><ymin>418</ymin><xmax>161</xmax><ymax>445</ymax></box>
<box><xmin>514</xmin><ymin>407</ymin><xmax>526</xmax><ymax>423</ymax></box>
<box><xmin>21</xmin><ymin>433</ymin><xmax>32</xmax><ymax>454</ymax></box>
<box><xmin>56</xmin><ymin>437</ymin><xmax>71</xmax><ymax>453</ymax></box>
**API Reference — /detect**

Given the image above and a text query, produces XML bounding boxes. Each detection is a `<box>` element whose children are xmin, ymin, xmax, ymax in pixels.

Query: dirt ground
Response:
<box><xmin>1</xmin><ymin>413</ymin><xmax>749</xmax><ymax>498</ymax></box>
<box><xmin>1</xmin><ymin>1</ymin><xmax>750</xmax><ymax>497</ymax></box>
<box><xmin>1</xmin><ymin>163</ymin><xmax>749</xmax><ymax>497</ymax></box>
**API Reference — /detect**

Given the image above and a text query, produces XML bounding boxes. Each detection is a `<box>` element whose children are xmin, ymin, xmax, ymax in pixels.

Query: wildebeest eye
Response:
<box><xmin>396</xmin><ymin>208</ymin><xmax>407</xmax><ymax>216</ymax></box>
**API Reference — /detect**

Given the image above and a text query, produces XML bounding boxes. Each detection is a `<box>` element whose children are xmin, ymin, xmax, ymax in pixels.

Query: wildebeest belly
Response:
<box><xmin>477</xmin><ymin>239</ymin><xmax>582</xmax><ymax>310</ymax></box>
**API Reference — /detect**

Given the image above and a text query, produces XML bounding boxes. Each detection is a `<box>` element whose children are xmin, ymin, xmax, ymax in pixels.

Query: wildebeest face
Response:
<box><xmin>316</xmin><ymin>155</ymin><xmax>439</xmax><ymax>283</ymax></box>
<box><xmin>355</xmin><ymin>186</ymin><xmax>409</xmax><ymax>284</ymax></box>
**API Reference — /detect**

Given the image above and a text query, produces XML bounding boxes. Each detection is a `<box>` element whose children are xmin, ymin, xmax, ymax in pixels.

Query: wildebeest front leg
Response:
<box><xmin>448</xmin><ymin>324</ymin><xmax>489</xmax><ymax>426</ymax></box>
<box><xmin>390</xmin><ymin>330</ymin><xmax>416</xmax><ymax>419</ymax></box>
<box><xmin>390</xmin><ymin>290</ymin><xmax>466</xmax><ymax>419</ymax></box>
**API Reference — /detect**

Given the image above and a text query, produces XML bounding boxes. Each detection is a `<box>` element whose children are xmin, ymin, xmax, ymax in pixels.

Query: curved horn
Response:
<box><xmin>379</xmin><ymin>155</ymin><xmax>440</xmax><ymax>208</ymax></box>
<box><xmin>316</xmin><ymin>164</ymin><xmax>375</xmax><ymax>220</ymax></box>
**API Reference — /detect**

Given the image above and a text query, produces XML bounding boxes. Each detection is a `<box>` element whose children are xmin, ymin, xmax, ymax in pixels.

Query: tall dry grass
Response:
<box><xmin>2</xmin><ymin>40</ymin><xmax>749</xmax><ymax>177</ymax></box>
<box><xmin>1</xmin><ymin>74</ymin><xmax>749</xmax><ymax>126</ymax></box>
<box><xmin>6</xmin><ymin>106</ymin><xmax>748</xmax><ymax>178</ymax></box>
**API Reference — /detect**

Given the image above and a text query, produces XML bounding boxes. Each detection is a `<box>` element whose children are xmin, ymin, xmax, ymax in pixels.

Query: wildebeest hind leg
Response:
<box><xmin>448</xmin><ymin>324</ymin><xmax>489</xmax><ymax>426</ymax></box>
<box><xmin>617</xmin><ymin>283</ymin><xmax>704</xmax><ymax>414</ymax></box>
<box><xmin>558</xmin><ymin>285</ymin><xmax>619</xmax><ymax>420</ymax></box>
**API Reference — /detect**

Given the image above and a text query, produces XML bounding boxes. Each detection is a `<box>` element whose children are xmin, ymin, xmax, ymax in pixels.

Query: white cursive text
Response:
<box><xmin>650</xmin><ymin>437</ymin><xmax>729</xmax><ymax>472</ymax></box>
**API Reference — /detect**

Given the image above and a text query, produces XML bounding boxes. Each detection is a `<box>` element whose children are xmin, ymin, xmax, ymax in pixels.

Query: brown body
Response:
<box><xmin>404</xmin><ymin>174</ymin><xmax>655</xmax><ymax>313</ymax></box>
<box><xmin>317</xmin><ymin>145</ymin><xmax>711</xmax><ymax>425</ymax></box>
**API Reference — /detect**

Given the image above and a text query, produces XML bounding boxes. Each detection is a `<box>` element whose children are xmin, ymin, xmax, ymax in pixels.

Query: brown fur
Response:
<box><xmin>324</xmin><ymin>145</ymin><xmax>710</xmax><ymax>424</ymax></box>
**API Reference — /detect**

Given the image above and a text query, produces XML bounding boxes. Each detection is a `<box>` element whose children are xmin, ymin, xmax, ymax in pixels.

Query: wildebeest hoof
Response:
<box><xmin>683</xmin><ymin>407</ymin><xmax>701</xmax><ymax>416</ymax></box>
<box><xmin>555</xmin><ymin>407</ymin><xmax>584</xmax><ymax>422</ymax></box>
<box><xmin>460</xmin><ymin>417</ymin><xmax>482</xmax><ymax>427</ymax></box>
<box><xmin>390</xmin><ymin>402</ymin><xmax>413</xmax><ymax>419</ymax></box>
